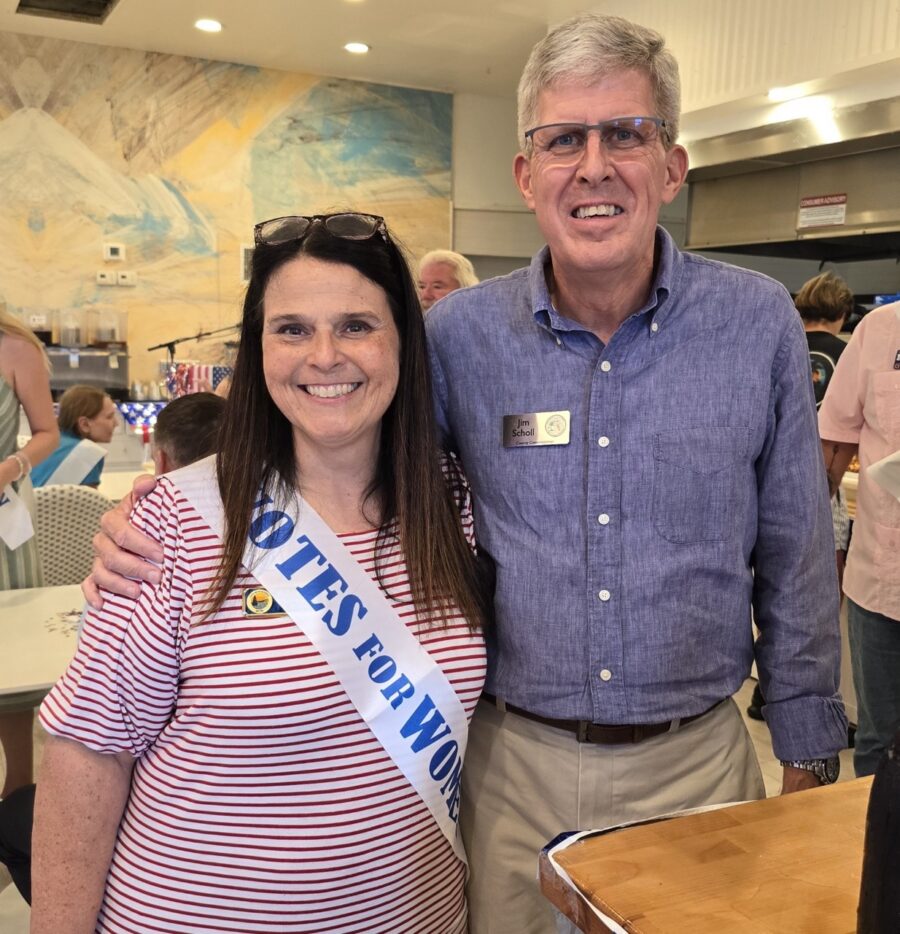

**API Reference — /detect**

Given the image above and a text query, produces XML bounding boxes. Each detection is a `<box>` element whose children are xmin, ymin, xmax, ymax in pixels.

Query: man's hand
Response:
<box><xmin>82</xmin><ymin>474</ymin><xmax>163</xmax><ymax>609</ymax></box>
<box><xmin>780</xmin><ymin>765</ymin><xmax>821</xmax><ymax>794</ymax></box>
<box><xmin>821</xmin><ymin>439</ymin><xmax>857</xmax><ymax>499</ymax></box>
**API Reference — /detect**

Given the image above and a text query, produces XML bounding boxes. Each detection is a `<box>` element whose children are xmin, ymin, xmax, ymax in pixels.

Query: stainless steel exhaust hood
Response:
<box><xmin>684</xmin><ymin>95</ymin><xmax>900</xmax><ymax>262</ymax></box>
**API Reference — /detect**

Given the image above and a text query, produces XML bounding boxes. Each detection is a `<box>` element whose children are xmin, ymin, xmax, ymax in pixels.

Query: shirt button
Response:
<box><xmin>599</xmin><ymin>669</ymin><xmax>613</xmax><ymax>682</ymax></box>
<box><xmin>600</xmin><ymin>361</ymin><xmax>612</xmax><ymax>372</ymax></box>
<box><xmin>597</xmin><ymin>513</ymin><xmax>610</xmax><ymax>525</ymax></box>
<box><xmin>650</xmin><ymin>322</ymin><xmax>659</xmax><ymax>333</ymax></box>
<box><xmin>598</xmin><ymin>589</ymin><xmax>611</xmax><ymax>602</ymax></box>
<box><xmin>597</xmin><ymin>436</ymin><xmax>610</xmax><ymax>448</ymax></box>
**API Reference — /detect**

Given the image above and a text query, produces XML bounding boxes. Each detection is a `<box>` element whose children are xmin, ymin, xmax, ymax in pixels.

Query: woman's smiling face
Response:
<box><xmin>262</xmin><ymin>255</ymin><xmax>401</xmax><ymax>463</ymax></box>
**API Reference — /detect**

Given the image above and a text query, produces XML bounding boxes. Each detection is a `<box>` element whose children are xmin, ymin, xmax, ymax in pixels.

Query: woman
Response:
<box><xmin>32</xmin><ymin>213</ymin><xmax>490</xmax><ymax>934</ymax></box>
<box><xmin>32</xmin><ymin>384</ymin><xmax>118</xmax><ymax>488</ymax></box>
<box><xmin>0</xmin><ymin>308</ymin><xmax>58</xmax><ymax>798</ymax></box>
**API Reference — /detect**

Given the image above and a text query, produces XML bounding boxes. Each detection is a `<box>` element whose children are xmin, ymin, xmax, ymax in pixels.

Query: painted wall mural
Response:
<box><xmin>0</xmin><ymin>31</ymin><xmax>452</xmax><ymax>383</ymax></box>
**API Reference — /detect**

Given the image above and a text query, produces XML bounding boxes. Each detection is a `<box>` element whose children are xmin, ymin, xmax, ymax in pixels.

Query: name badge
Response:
<box><xmin>502</xmin><ymin>411</ymin><xmax>570</xmax><ymax>447</ymax></box>
<box><xmin>242</xmin><ymin>587</ymin><xmax>286</xmax><ymax>618</ymax></box>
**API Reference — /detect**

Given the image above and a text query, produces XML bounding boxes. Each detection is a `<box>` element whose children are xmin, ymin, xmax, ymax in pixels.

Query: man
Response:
<box><xmin>426</xmin><ymin>13</ymin><xmax>845</xmax><ymax>932</ymax></box>
<box><xmin>795</xmin><ymin>271</ymin><xmax>855</xmax><ymax>409</ymax></box>
<box><xmin>417</xmin><ymin>249</ymin><xmax>479</xmax><ymax>311</ymax></box>
<box><xmin>88</xmin><ymin>15</ymin><xmax>846</xmax><ymax>933</ymax></box>
<box><xmin>148</xmin><ymin>391</ymin><xmax>226</xmax><ymax>475</ymax></box>
<box><xmin>819</xmin><ymin>300</ymin><xmax>900</xmax><ymax>777</ymax></box>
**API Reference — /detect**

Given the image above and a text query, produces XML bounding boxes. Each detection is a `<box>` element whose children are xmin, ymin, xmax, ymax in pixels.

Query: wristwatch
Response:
<box><xmin>779</xmin><ymin>756</ymin><xmax>841</xmax><ymax>784</ymax></box>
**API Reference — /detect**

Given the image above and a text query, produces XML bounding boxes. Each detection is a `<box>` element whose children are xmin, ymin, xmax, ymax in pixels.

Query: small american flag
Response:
<box><xmin>186</xmin><ymin>365</ymin><xmax>213</xmax><ymax>393</ymax></box>
<box><xmin>212</xmin><ymin>366</ymin><xmax>233</xmax><ymax>389</ymax></box>
<box><xmin>166</xmin><ymin>362</ymin><xmax>233</xmax><ymax>397</ymax></box>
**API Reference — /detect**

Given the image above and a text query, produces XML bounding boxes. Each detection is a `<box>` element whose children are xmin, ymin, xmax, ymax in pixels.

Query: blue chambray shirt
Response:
<box><xmin>426</xmin><ymin>227</ymin><xmax>847</xmax><ymax>761</ymax></box>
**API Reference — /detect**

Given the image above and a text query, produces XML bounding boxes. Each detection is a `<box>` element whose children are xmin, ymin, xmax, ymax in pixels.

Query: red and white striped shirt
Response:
<box><xmin>41</xmin><ymin>476</ymin><xmax>486</xmax><ymax>934</ymax></box>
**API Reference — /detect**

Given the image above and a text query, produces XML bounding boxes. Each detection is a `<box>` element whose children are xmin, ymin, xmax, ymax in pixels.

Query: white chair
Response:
<box><xmin>33</xmin><ymin>484</ymin><xmax>113</xmax><ymax>586</ymax></box>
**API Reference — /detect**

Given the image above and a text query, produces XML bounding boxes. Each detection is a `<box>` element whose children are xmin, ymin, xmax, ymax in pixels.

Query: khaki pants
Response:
<box><xmin>460</xmin><ymin>698</ymin><xmax>765</xmax><ymax>934</ymax></box>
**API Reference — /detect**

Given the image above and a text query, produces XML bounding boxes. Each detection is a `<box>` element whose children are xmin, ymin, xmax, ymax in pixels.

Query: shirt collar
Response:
<box><xmin>529</xmin><ymin>226</ymin><xmax>682</xmax><ymax>334</ymax></box>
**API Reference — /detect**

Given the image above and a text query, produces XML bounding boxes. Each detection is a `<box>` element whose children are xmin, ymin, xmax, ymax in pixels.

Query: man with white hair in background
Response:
<box><xmin>417</xmin><ymin>249</ymin><xmax>479</xmax><ymax>311</ymax></box>
<box><xmin>426</xmin><ymin>12</ymin><xmax>846</xmax><ymax>932</ymax></box>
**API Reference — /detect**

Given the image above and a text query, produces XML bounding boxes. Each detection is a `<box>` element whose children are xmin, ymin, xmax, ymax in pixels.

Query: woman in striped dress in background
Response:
<box><xmin>0</xmin><ymin>308</ymin><xmax>58</xmax><ymax>799</ymax></box>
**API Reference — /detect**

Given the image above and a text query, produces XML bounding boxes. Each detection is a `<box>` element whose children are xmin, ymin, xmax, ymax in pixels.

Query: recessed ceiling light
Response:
<box><xmin>768</xmin><ymin>84</ymin><xmax>804</xmax><ymax>103</ymax></box>
<box><xmin>195</xmin><ymin>18</ymin><xmax>223</xmax><ymax>33</ymax></box>
<box><xmin>344</xmin><ymin>42</ymin><xmax>370</xmax><ymax>54</ymax></box>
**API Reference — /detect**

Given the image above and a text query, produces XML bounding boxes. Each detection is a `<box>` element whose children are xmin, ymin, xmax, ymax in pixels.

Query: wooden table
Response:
<box><xmin>540</xmin><ymin>778</ymin><xmax>872</xmax><ymax>934</ymax></box>
<box><xmin>0</xmin><ymin>584</ymin><xmax>83</xmax><ymax>699</ymax></box>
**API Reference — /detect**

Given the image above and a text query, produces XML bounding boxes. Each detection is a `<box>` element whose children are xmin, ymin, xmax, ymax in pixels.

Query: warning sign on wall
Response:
<box><xmin>797</xmin><ymin>193</ymin><xmax>847</xmax><ymax>229</ymax></box>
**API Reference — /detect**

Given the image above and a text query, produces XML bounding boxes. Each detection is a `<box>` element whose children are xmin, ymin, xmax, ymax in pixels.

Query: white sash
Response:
<box><xmin>44</xmin><ymin>438</ymin><xmax>105</xmax><ymax>486</ymax></box>
<box><xmin>0</xmin><ymin>483</ymin><xmax>35</xmax><ymax>550</ymax></box>
<box><xmin>168</xmin><ymin>456</ymin><xmax>470</xmax><ymax>865</ymax></box>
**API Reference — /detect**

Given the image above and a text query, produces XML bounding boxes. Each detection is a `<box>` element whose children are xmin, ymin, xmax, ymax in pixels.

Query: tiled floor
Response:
<box><xmin>0</xmin><ymin>679</ymin><xmax>857</xmax><ymax>931</ymax></box>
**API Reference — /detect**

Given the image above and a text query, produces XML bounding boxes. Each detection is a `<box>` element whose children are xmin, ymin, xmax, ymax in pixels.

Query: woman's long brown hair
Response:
<box><xmin>206</xmin><ymin>221</ymin><xmax>492</xmax><ymax>630</ymax></box>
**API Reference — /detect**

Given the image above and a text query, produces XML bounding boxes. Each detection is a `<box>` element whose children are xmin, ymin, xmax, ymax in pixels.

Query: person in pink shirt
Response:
<box><xmin>819</xmin><ymin>300</ymin><xmax>900</xmax><ymax>776</ymax></box>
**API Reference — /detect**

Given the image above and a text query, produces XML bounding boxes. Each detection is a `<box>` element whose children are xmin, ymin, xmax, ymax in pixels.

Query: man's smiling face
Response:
<box><xmin>514</xmin><ymin>69</ymin><xmax>687</xmax><ymax>291</ymax></box>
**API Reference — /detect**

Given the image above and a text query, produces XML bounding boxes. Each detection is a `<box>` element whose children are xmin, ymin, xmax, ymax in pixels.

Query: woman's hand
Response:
<box><xmin>82</xmin><ymin>474</ymin><xmax>164</xmax><ymax>609</ymax></box>
<box><xmin>0</xmin><ymin>455</ymin><xmax>21</xmax><ymax>490</ymax></box>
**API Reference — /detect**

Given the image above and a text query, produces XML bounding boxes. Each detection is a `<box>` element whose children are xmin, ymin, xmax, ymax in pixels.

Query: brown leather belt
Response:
<box><xmin>481</xmin><ymin>693</ymin><xmax>721</xmax><ymax>745</ymax></box>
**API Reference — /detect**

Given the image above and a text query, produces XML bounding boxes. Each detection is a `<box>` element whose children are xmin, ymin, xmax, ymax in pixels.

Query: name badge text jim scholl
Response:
<box><xmin>167</xmin><ymin>456</ymin><xmax>471</xmax><ymax>866</ymax></box>
<box><xmin>502</xmin><ymin>411</ymin><xmax>570</xmax><ymax>447</ymax></box>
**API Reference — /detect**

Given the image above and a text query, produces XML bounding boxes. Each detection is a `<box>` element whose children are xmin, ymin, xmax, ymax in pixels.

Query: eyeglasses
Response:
<box><xmin>524</xmin><ymin>117</ymin><xmax>668</xmax><ymax>161</ymax></box>
<box><xmin>254</xmin><ymin>212</ymin><xmax>388</xmax><ymax>246</ymax></box>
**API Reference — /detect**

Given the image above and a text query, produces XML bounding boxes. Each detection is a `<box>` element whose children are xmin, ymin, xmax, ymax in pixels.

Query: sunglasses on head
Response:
<box><xmin>253</xmin><ymin>212</ymin><xmax>388</xmax><ymax>247</ymax></box>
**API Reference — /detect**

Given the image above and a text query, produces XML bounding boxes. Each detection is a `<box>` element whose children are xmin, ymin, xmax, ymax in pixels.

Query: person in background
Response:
<box><xmin>149</xmin><ymin>391</ymin><xmax>226</xmax><ymax>475</ymax></box>
<box><xmin>32</xmin><ymin>213</ymin><xmax>490</xmax><ymax>934</ymax></box>
<box><xmin>0</xmin><ymin>391</ymin><xmax>227</xmax><ymax>908</ymax></box>
<box><xmin>747</xmin><ymin>270</ymin><xmax>854</xmax><ymax>721</ymax></box>
<box><xmin>0</xmin><ymin>308</ymin><xmax>59</xmax><ymax>799</ymax></box>
<box><xmin>417</xmin><ymin>249</ymin><xmax>479</xmax><ymax>312</ymax></box>
<box><xmin>797</xmin><ymin>270</ymin><xmax>854</xmax><ymax>589</ymax></box>
<box><xmin>797</xmin><ymin>271</ymin><xmax>855</xmax><ymax>409</ymax></box>
<box><xmin>819</xmin><ymin>299</ymin><xmax>900</xmax><ymax>777</ymax></box>
<box><xmin>32</xmin><ymin>385</ymin><xmax>117</xmax><ymax>489</ymax></box>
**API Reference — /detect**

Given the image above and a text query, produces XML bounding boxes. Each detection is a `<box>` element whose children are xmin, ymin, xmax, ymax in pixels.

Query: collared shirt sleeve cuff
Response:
<box><xmin>765</xmin><ymin>694</ymin><xmax>848</xmax><ymax>760</ymax></box>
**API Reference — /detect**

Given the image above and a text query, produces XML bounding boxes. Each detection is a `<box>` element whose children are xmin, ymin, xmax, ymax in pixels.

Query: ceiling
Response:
<box><xmin>0</xmin><ymin>0</ymin><xmax>559</xmax><ymax>98</ymax></box>
<box><xmin>4</xmin><ymin>0</ymin><xmax>900</xmax><ymax>139</ymax></box>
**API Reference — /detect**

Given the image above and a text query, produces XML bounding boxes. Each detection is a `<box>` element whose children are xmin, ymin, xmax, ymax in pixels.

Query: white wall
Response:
<box><xmin>451</xmin><ymin>93</ymin><xmax>542</xmax><ymax>263</ymax></box>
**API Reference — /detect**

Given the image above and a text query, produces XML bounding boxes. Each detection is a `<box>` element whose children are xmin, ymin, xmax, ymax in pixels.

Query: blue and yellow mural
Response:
<box><xmin>0</xmin><ymin>32</ymin><xmax>452</xmax><ymax>382</ymax></box>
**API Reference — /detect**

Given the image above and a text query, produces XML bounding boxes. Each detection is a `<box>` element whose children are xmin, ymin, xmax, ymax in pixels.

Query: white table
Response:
<box><xmin>98</xmin><ymin>469</ymin><xmax>150</xmax><ymax>503</ymax></box>
<box><xmin>0</xmin><ymin>585</ymin><xmax>83</xmax><ymax>698</ymax></box>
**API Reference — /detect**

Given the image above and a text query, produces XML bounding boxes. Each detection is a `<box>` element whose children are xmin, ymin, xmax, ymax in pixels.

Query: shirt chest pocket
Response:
<box><xmin>652</xmin><ymin>427</ymin><xmax>750</xmax><ymax>543</ymax></box>
<box><xmin>872</xmin><ymin>371</ymin><xmax>900</xmax><ymax>443</ymax></box>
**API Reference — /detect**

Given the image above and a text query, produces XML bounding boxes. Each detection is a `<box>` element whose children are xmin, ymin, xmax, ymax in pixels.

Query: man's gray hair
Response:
<box><xmin>517</xmin><ymin>12</ymin><xmax>681</xmax><ymax>152</ymax></box>
<box><xmin>418</xmin><ymin>250</ymin><xmax>479</xmax><ymax>289</ymax></box>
